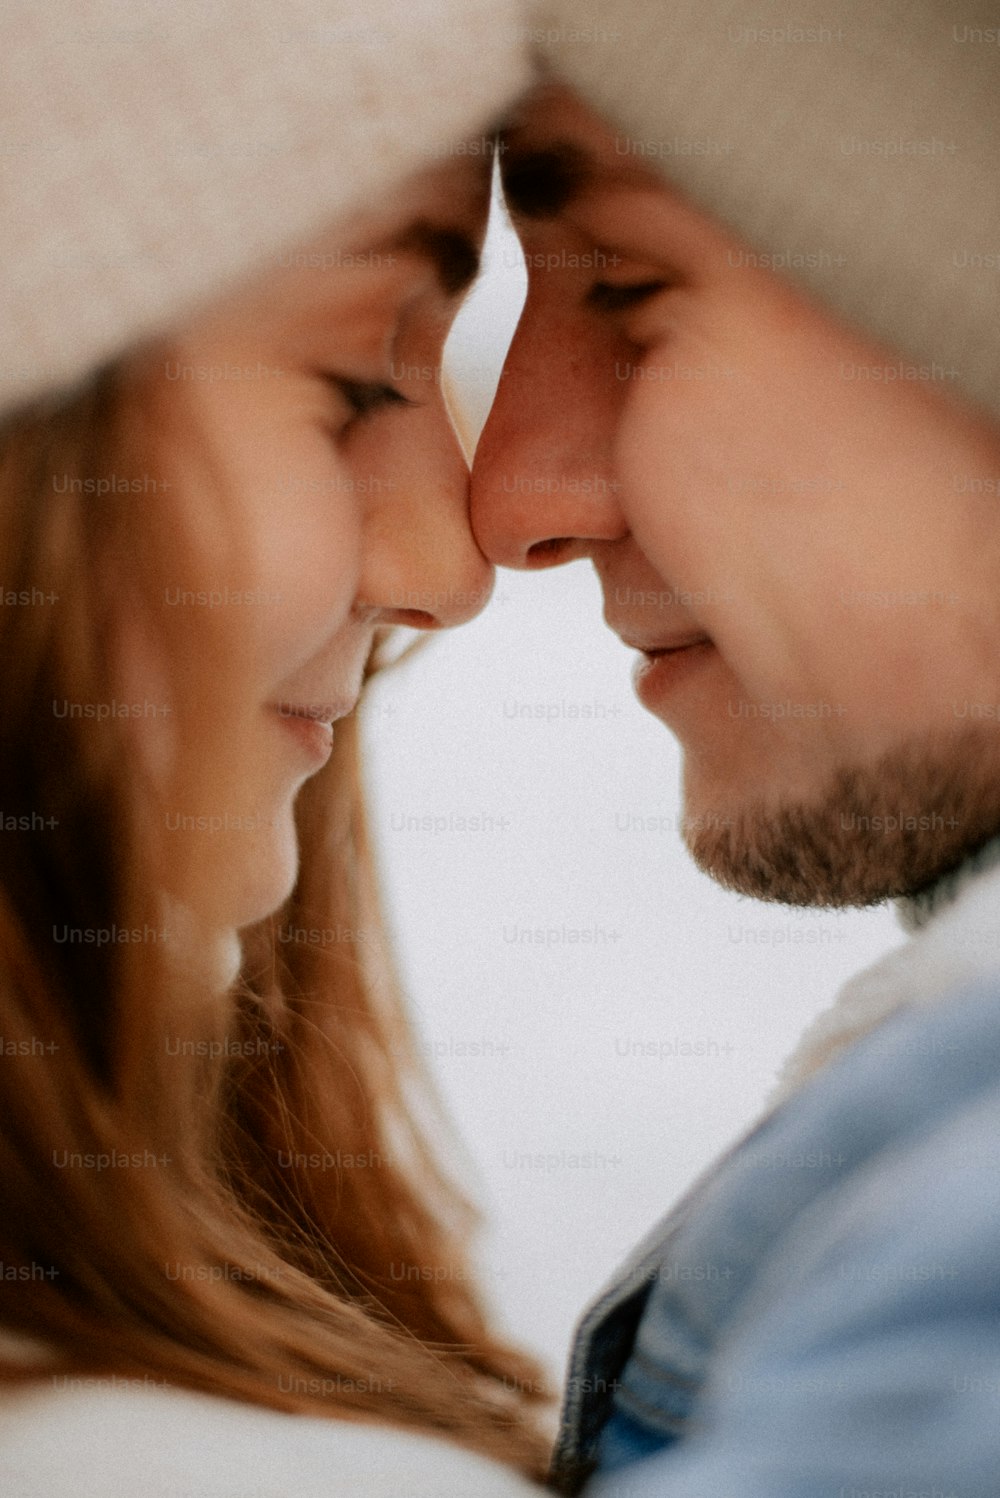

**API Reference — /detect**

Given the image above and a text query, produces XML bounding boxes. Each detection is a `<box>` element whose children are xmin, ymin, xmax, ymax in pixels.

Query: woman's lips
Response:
<box><xmin>271</xmin><ymin>701</ymin><xmax>354</xmax><ymax>767</ymax></box>
<box><xmin>277</xmin><ymin>713</ymin><xmax>333</xmax><ymax>765</ymax></box>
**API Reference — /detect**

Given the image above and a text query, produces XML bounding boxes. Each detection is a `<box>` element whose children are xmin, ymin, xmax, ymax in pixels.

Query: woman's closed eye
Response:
<box><xmin>319</xmin><ymin>373</ymin><xmax>418</xmax><ymax>427</ymax></box>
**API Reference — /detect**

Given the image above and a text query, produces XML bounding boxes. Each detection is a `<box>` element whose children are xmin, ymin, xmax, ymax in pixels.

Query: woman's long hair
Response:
<box><xmin>0</xmin><ymin>353</ymin><xmax>551</xmax><ymax>1477</ymax></box>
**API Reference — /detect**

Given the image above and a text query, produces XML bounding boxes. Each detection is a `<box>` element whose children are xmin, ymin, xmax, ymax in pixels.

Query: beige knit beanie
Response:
<box><xmin>535</xmin><ymin>0</ymin><xmax>1000</xmax><ymax>423</ymax></box>
<box><xmin>0</xmin><ymin>0</ymin><xmax>533</xmax><ymax>419</ymax></box>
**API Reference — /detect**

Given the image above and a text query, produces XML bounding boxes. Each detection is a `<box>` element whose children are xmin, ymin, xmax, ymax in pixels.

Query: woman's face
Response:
<box><xmin>134</xmin><ymin>155</ymin><xmax>493</xmax><ymax>947</ymax></box>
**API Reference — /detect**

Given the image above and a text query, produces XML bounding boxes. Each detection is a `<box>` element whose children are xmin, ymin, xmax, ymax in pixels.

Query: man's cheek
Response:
<box><xmin>615</xmin><ymin>383</ymin><xmax>790</xmax><ymax>646</ymax></box>
<box><xmin>617</xmin><ymin>368</ymin><xmax>736</xmax><ymax>538</ymax></box>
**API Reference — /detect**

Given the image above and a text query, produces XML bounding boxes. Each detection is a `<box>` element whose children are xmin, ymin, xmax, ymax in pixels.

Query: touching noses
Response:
<box><xmin>470</xmin><ymin>296</ymin><xmax>628</xmax><ymax>569</ymax></box>
<box><xmin>359</xmin><ymin>398</ymin><xmax>493</xmax><ymax>631</ymax></box>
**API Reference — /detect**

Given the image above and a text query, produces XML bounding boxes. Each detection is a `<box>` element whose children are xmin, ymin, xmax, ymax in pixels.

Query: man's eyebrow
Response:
<box><xmin>390</xmin><ymin>220</ymin><xmax>481</xmax><ymax>296</ymax></box>
<box><xmin>500</xmin><ymin>141</ymin><xmax>593</xmax><ymax>219</ymax></box>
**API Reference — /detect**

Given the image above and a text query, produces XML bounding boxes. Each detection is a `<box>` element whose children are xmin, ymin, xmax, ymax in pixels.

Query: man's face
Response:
<box><xmin>471</xmin><ymin>83</ymin><xmax>1000</xmax><ymax>907</ymax></box>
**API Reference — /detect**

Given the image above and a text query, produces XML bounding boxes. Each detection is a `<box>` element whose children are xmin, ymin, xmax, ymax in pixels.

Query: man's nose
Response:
<box><xmin>470</xmin><ymin>300</ymin><xmax>628</xmax><ymax>569</ymax></box>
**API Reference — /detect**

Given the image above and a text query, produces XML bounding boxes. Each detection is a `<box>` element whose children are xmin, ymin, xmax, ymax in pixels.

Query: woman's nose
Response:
<box><xmin>471</xmin><ymin>302</ymin><xmax>628</xmax><ymax>569</ymax></box>
<box><xmin>359</xmin><ymin>399</ymin><xmax>494</xmax><ymax>631</ymax></box>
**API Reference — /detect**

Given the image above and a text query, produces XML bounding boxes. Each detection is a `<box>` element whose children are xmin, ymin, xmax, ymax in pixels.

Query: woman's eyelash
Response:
<box><xmin>320</xmin><ymin>374</ymin><xmax>416</xmax><ymax>421</ymax></box>
<box><xmin>585</xmin><ymin>280</ymin><xmax>672</xmax><ymax>312</ymax></box>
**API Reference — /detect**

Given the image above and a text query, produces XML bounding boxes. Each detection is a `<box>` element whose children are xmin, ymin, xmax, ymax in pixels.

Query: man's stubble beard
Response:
<box><xmin>684</xmin><ymin>727</ymin><xmax>1000</xmax><ymax>907</ymax></box>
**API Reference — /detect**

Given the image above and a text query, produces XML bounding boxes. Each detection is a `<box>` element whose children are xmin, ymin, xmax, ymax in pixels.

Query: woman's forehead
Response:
<box><xmin>174</xmin><ymin>158</ymin><xmax>492</xmax><ymax>350</ymax></box>
<box><xmin>342</xmin><ymin>148</ymin><xmax>494</xmax><ymax>255</ymax></box>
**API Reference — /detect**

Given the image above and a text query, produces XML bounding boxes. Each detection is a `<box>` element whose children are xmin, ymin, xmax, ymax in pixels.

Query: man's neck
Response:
<box><xmin>895</xmin><ymin>833</ymin><xmax>1000</xmax><ymax>935</ymax></box>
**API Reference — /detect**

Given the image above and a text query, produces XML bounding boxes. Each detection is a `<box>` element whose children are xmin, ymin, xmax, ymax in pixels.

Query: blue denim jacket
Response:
<box><xmin>549</xmin><ymin>977</ymin><xmax>1000</xmax><ymax>1498</ymax></box>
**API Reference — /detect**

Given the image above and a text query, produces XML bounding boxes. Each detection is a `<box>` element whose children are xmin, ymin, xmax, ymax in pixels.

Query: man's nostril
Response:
<box><xmin>526</xmin><ymin>537</ymin><xmax>573</xmax><ymax>566</ymax></box>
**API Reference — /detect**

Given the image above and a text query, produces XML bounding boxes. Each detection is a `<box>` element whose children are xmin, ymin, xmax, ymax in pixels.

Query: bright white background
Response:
<box><xmin>361</xmin><ymin>179</ymin><xmax>906</xmax><ymax>1384</ymax></box>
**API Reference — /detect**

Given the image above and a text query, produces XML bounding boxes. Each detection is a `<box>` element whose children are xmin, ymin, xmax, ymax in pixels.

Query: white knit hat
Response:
<box><xmin>536</xmin><ymin>0</ymin><xmax>1000</xmax><ymax>422</ymax></box>
<box><xmin>0</xmin><ymin>0</ymin><xmax>532</xmax><ymax>418</ymax></box>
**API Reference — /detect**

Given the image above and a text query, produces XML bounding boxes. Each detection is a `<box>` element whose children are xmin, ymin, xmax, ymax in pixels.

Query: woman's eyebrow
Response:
<box><xmin>391</xmin><ymin>221</ymin><xmax>482</xmax><ymax>295</ymax></box>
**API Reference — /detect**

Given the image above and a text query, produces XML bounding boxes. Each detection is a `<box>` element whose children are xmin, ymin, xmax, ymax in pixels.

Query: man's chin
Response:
<box><xmin>680</xmin><ymin>729</ymin><xmax>1000</xmax><ymax>908</ymax></box>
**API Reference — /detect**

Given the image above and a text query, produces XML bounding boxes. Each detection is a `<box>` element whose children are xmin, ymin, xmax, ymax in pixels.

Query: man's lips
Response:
<box><xmin>612</xmin><ymin>630</ymin><xmax>713</xmax><ymax>657</ymax></box>
<box><xmin>604</xmin><ymin>625</ymin><xmax>718</xmax><ymax>718</ymax></box>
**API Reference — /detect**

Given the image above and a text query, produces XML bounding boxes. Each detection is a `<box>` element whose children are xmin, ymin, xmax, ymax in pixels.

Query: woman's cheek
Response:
<box><xmin>250</xmin><ymin>446</ymin><xmax>363</xmax><ymax>663</ymax></box>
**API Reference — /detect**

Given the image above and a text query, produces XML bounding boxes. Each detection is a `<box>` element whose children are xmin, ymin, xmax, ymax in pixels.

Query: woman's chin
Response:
<box><xmin>165</xmin><ymin>807</ymin><xmax>302</xmax><ymax>959</ymax></box>
<box><xmin>212</xmin><ymin>928</ymin><xmax>245</xmax><ymax>991</ymax></box>
<box><xmin>160</xmin><ymin>896</ymin><xmax>244</xmax><ymax>995</ymax></box>
<box><xmin>230</xmin><ymin>813</ymin><xmax>301</xmax><ymax>929</ymax></box>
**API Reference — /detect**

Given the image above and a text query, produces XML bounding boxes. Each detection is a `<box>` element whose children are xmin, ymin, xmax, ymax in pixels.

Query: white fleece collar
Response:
<box><xmin>768</xmin><ymin>837</ymin><xmax>1000</xmax><ymax>1108</ymax></box>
